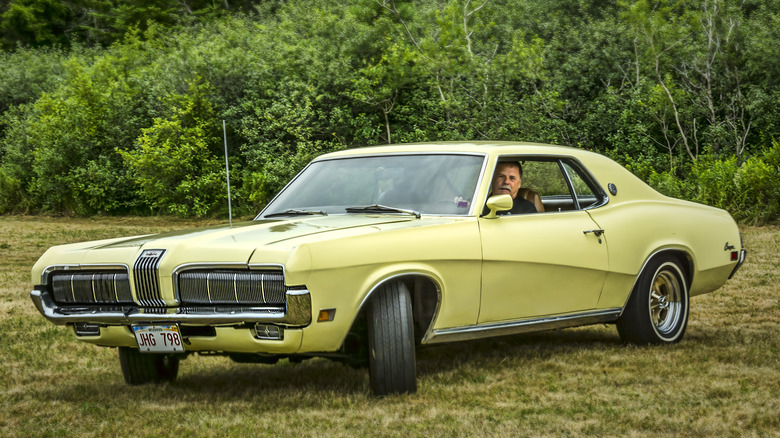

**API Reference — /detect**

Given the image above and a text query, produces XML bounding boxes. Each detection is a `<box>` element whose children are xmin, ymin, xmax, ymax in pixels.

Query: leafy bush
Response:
<box><xmin>1</xmin><ymin>1</ymin><xmax>780</xmax><ymax>222</ymax></box>
<box><xmin>120</xmin><ymin>80</ymin><xmax>226</xmax><ymax>217</ymax></box>
<box><xmin>0</xmin><ymin>51</ymin><xmax>149</xmax><ymax>214</ymax></box>
<box><xmin>649</xmin><ymin>141</ymin><xmax>780</xmax><ymax>224</ymax></box>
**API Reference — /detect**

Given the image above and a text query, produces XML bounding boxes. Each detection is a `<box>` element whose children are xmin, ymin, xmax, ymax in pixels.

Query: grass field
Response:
<box><xmin>1</xmin><ymin>216</ymin><xmax>777</xmax><ymax>437</ymax></box>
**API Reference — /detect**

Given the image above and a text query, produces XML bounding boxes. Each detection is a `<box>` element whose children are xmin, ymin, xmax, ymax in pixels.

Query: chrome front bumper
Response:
<box><xmin>30</xmin><ymin>288</ymin><xmax>312</xmax><ymax>327</ymax></box>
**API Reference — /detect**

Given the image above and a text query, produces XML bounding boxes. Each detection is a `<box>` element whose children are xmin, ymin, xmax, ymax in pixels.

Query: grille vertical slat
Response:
<box><xmin>49</xmin><ymin>270</ymin><xmax>132</xmax><ymax>305</ymax></box>
<box><xmin>52</xmin><ymin>274</ymin><xmax>74</xmax><ymax>303</ymax></box>
<box><xmin>178</xmin><ymin>270</ymin><xmax>287</xmax><ymax>306</ymax></box>
<box><xmin>209</xmin><ymin>272</ymin><xmax>236</xmax><ymax>303</ymax></box>
<box><xmin>262</xmin><ymin>272</ymin><xmax>286</xmax><ymax>304</ymax></box>
<box><xmin>180</xmin><ymin>271</ymin><xmax>209</xmax><ymax>303</ymax></box>
<box><xmin>72</xmin><ymin>273</ymin><xmax>94</xmax><ymax>302</ymax></box>
<box><xmin>115</xmin><ymin>273</ymin><xmax>132</xmax><ymax>302</ymax></box>
<box><xmin>235</xmin><ymin>272</ymin><xmax>259</xmax><ymax>303</ymax></box>
<box><xmin>94</xmin><ymin>273</ymin><xmax>112</xmax><ymax>303</ymax></box>
<box><xmin>133</xmin><ymin>250</ymin><xmax>166</xmax><ymax>307</ymax></box>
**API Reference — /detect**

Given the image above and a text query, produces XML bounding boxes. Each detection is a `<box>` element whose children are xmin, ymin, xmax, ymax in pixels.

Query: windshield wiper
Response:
<box><xmin>345</xmin><ymin>204</ymin><xmax>421</xmax><ymax>219</ymax></box>
<box><xmin>264</xmin><ymin>209</ymin><xmax>328</xmax><ymax>218</ymax></box>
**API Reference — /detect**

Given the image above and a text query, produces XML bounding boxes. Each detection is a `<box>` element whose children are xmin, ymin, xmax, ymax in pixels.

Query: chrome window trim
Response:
<box><xmin>488</xmin><ymin>154</ymin><xmax>610</xmax><ymax>213</ymax></box>
<box><xmin>559</xmin><ymin>158</ymin><xmax>610</xmax><ymax>210</ymax></box>
<box><xmin>256</xmin><ymin>152</ymin><xmax>490</xmax><ymax>219</ymax></box>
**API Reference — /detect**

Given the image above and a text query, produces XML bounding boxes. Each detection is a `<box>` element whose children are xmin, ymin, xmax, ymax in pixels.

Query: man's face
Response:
<box><xmin>491</xmin><ymin>163</ymin><xmax>522</xmax><ymax>199</ymax></box>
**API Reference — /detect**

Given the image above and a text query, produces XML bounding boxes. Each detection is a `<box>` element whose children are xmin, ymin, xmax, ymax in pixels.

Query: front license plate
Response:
<box><xmin>132</xmin><ymin>324</ymin><xmax>185</xmax><ymax>353</ymax></box>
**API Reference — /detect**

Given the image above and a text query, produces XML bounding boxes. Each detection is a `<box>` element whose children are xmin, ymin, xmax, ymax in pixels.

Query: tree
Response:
<box><xmin>120</xmin><ymin>79</ymin><xmax>225</xmax><ymax>216</ymax></box>
<box><xmin>0</xmin><ymin>0</ymin><xmax>71</xmax><ymax>48</ymax></box>
<box><xmin>351</xmin><ymin>41</ymin><xmax>419</xmax><ymax>143</ymax></box>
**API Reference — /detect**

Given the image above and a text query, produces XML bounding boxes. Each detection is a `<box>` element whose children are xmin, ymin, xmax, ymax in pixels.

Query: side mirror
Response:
<box><xmin>484</xmin><ymin>194</ymin><xmax>513</xmax><ymax>219</ymax></box>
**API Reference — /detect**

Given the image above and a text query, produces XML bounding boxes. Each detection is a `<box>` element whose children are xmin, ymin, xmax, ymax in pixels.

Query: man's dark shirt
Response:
<box><xmin>482</xmin><ymin>196</ymin><xmax>537</xmax><ymax>216</ymax></box>
<box><xmin>502</xmin><ymin>197</ymin><xmax>537</xmax><ymax>215</ymax></box>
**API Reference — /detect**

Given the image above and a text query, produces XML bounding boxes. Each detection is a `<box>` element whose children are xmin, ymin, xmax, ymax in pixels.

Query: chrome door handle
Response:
<box><xmin>583</xmin><ymin>229</ymin><xmax>605</xmax><ymax>243</ymax></box>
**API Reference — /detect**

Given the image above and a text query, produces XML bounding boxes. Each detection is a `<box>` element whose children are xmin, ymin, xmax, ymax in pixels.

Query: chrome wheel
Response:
<box><xmin>617</xmin><ymin>255</ymin><xmax>689</xmax><ymax>344</ymax></box>
<box><xmin>649</xmin><ymin>265</ymin><xmax>685</xmax><ymax>337</ymax></box>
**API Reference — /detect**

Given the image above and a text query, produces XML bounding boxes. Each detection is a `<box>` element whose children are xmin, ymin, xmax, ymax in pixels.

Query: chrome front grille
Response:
<box><xmin>133</xmin><ymin>249</ymin><xmax>166</xmax><ymax>307</ymax></box>
<box><xmin>178</xmin><ymin>270</ymin><xmax>287</xmax><ymax>305</ymax></box>
<box><xmin>50</xmin><ymin>271</ymin><xmax>132</xmax><ymax>304</ymax></box>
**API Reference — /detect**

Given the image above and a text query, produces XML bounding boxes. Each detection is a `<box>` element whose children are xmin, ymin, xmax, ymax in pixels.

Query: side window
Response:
<box><xmin>521</xmin><ymin>160</ymin><xmax>574</xmax><ymax>212</ymax></box>
<box><xmin>561</xmin><ymin>161</ymin><xmax>604</xmax><ymax>209</ymax></box>
<box><xmin>487</xmin><ymin>156</ymin><xmax>605</xmax><ymax>213</ymax></box>
<box><xmin>522</xmin><ymin>161</ymin><xmax>568</xmax><ymax>196</ymax></box>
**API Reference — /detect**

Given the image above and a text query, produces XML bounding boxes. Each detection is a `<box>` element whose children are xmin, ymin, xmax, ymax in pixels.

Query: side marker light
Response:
<box><xmin>318</xmin><ymin>308</ymin><xmax>336</xmax><ymax>322</ymax></box>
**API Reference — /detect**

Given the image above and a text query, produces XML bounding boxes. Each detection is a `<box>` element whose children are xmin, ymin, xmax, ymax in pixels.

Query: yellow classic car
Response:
<box><xmin>30</xmin><ymin>142</ymin><xmax>746</xmax><ymax>395</ymax></box>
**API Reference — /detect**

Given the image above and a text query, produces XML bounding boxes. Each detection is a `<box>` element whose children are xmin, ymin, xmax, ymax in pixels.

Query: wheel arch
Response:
<box><xmin>621</xmin><ymin>248</ymin><xmax>694</xmax><ymax>313</ymax></box>
<box><xmin>351</xmin><ymin>273</ymin><xmax>441</xmax><ymax>347</ymax></box>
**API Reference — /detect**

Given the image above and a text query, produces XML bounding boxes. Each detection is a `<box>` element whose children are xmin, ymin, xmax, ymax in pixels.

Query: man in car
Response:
<box><xmin>488</xmin><ymin>161</ymin><xmax>537</xmax><ymax>214</ymax></box>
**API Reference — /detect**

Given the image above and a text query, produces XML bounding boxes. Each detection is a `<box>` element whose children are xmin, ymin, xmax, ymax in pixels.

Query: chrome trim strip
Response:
<box><xmin>133</xmin><ymin>249</ymin><xmax>167</xmax><ymax>307</ymax></box>
<box><xmin>728</xmin><ymin>249</ymin><xmax>747</xmax><ymax>279</ymax></box>
<box><xmin>247</xmin><ymin>263</ymin><xmax>286</xmax><ymax>271</ymax></box>
<box><xmin>172</xmin><ymin>262</ymin><xmax>253</xmax><ymax>276</ymax></box>
<box><xmin>41</xmin><ymin>264</ymin><xmax>129</xmax><ymax>284</ymax></box>
<box><xmin>423</xmin><ymin>308</ymin><xmax>622</xmax><ymax>344</ymax></box>
<box><xmin>30</xmin><ymin>288</ymin><xmax>312</xmax><ymax>327</ymax></box>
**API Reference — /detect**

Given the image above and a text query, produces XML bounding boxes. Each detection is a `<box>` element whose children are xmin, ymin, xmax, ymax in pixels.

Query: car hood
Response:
<box><xmin>33</xmin><ymin>215</ymin><xmax>432</xmax><ymax>277</ymax></box>
<box><xmin>97</xmin><ymin>215</ymin><xmax>420</xmax><ymax>248</ymax></box>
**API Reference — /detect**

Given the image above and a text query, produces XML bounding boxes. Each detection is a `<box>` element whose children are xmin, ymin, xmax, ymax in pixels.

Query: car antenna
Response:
<box><xmin>223</xmin><ymin>119</ymin><xmax>233</xmax><ymax>226</ymax></box>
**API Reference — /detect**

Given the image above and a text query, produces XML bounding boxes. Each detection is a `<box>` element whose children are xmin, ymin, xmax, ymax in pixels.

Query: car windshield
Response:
<box><xmin>260</xmin><ymin>154</ymin><xmax>485</xmax><ymax>217</ymax></box>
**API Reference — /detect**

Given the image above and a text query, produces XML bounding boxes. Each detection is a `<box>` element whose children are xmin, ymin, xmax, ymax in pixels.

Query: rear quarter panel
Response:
<box><xmin>580</xmin><ymin>154</ymin><xmax>742</xmax><ymax>308</ymax></box>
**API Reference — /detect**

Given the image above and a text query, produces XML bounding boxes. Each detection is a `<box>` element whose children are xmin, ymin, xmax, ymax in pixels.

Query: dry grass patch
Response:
<box><xmin>1</xmin><ymin>217</ymin><xmax>777</xmax><ymax>437</ymax></box>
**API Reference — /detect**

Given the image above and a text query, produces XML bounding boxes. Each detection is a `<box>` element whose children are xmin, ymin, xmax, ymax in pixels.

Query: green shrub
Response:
<box><xmin>120</xmin><ymin>80</ymin><xmax>226</xmax><ymax>217</ymax></box>
<box><xmin>649</xmin><ymin>141</ymin><xmax>780</xmax><ymax>224</ymax></box>
<box><xmin>0</xmin><ymin>47</ymin><xmax>154</xmax><ymax>214</ymax></box>
<box><xmin>0</xmin><ymin>171</ymin><xmax>24</xmax><ymax>213</ymax></box>
<box><xmin>732</xmin><ymin>143</ymin><xmax>780</xmax><ymax>223</ymax></box>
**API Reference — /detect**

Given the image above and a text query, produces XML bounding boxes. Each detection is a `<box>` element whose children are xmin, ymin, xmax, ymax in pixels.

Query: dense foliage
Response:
<box><xmin>1</xmin><ymin>0</ymin><xmax>778</xmax><ymax>222</ymax></box>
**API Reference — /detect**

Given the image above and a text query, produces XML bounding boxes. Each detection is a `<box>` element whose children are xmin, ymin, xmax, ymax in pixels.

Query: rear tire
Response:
<box><xmin>119</xmin><ymin>347</ymin><xmax>180</xmax><ymax>385</ymax></box>
<box><xmin>617</xmin><ymin>255</ymin><xmax>689</xmax><ymax>344</ymax></box>
<box><xmin>367</xmin><ymin>281</ymin><xmax>417</xmax><ymax>396</ymax></box>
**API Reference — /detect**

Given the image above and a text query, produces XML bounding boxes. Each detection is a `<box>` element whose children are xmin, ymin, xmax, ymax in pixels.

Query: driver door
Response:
<box><xmin>478</xmin><ymin>211</ymin><xmax>608</xmax><ymax>323</ymax></box>
<box><xmin>477</xmin><ymin>158</ymin><xmax>609</xmax><ymax>323</ymax></box>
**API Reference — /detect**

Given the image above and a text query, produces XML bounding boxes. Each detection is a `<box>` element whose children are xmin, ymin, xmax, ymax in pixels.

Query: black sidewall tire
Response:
<box><xmin>119</xmin><ymin>347</ymin><xmax>180</xmax><ymax>385</ymax></box>
<box><xmin>367</xmin><ymin>281</ymin><xmax>417</xmax><ymax>396</ymax></box>
<box><xmin>617</xmin><ymin>256</ymin><xmax>689</xmax><ymax>345</ymax></box>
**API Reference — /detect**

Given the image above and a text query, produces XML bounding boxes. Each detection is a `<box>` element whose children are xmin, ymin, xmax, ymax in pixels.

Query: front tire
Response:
<box><xmin>118</xmin><ymin>347</ymin><xmax>180</xmax><ymax>385</ymax></box>
<box><xmin>367</xmin><ymin>281</ymin><xmax>417</xmax><ymax>395</ymax></box>
<box><xmin>617</xmin><ymin>256</ymin><xmax>689</xmax><ymax>344</ymax></box>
